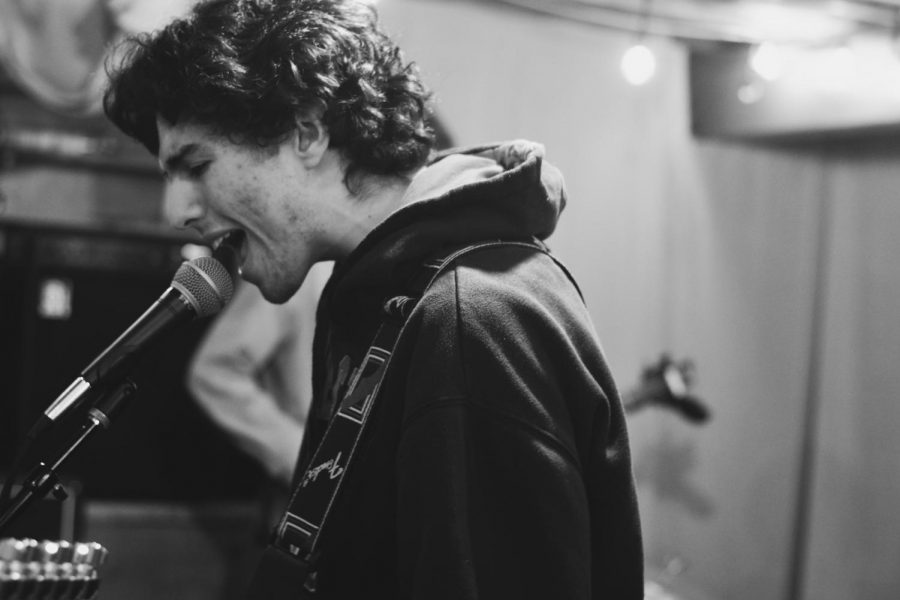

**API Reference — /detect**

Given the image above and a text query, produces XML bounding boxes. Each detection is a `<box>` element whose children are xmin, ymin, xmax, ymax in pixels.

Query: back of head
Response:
<box><xmin>103</xmin><ymin>0</ymin><xmax>435</xmax><ymax>187</ymax></box>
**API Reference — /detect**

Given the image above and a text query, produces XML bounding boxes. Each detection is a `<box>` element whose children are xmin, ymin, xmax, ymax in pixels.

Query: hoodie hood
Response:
<box><xmin>328</xmin><ymin>140</ymin><xmax>568</xmax><ymax>301</ymax></box>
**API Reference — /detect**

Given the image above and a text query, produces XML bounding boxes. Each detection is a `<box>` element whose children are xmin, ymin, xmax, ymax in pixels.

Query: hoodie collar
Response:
<box><xmin>328</xmin><ymin>139</ymin><xmax>568</xmax><ymax>298</ymax></box>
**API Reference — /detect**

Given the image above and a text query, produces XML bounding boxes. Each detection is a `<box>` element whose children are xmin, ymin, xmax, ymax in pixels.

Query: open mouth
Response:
<box><xmin>210</xmin><ymin>230</ymin><xmax>247</xmax><ymax>275</ymax></box>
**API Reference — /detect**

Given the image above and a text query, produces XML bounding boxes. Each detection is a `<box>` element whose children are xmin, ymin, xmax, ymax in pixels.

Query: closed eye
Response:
<box><xmin>188</xmin><ymin>162</ymin><xmax>210</xmax><ymax>177</ymax></box>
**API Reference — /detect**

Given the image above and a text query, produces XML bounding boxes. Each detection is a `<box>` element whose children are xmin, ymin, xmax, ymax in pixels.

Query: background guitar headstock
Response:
<box><xmin>623</xmin><ymin>354</ymin><xmax>710</xmax><ymax>425</ymax></box>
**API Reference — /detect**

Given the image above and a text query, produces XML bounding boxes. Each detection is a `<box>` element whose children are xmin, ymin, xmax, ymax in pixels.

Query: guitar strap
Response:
<box><xmin>245</xmin><ymin>239</ymin><xmax>554</xmax><ymax>599</ymax></box>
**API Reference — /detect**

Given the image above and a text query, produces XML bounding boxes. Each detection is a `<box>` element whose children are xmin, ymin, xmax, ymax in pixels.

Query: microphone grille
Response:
<box><xmin>172</xmin><ymin>255</ymin><xmax>235</xmax><ymax>317</ymax></box>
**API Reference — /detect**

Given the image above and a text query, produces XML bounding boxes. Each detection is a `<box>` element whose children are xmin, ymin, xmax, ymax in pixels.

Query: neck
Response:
<box><xmin>329</xmin><ymin>171</ymin><xmax>417</xmax><ymax>259</ymax></box>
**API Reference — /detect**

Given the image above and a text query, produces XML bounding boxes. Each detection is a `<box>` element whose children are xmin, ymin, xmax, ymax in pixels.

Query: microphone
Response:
<box><xmin>30</xmin><ymin>233</ymin><xmax>241</xmax><ymax>438</ymax></box>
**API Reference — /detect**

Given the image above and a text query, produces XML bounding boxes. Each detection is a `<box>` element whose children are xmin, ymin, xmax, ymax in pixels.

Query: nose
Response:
<box><xmin>163</xmin><ymin>179</ymin><xmax>205</xmax><ymax>230</ymax></box>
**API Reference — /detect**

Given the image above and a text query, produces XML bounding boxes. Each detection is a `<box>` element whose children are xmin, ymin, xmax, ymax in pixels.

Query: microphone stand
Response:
<box><xmin>0</xmin><ymin>379</ymin><xmax>138</xmax><ymax>536</ymax></box>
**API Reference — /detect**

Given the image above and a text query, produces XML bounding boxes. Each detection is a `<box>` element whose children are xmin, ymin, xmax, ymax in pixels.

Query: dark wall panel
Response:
<box><xmin>0</xmin><ymin>221</ymin><xmax>265</xmax><ymax>502</ymax></box>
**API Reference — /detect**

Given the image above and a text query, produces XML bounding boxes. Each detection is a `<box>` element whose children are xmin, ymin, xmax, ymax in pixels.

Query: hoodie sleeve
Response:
<box><xmin>395</xmin><ymin>245</ymin><xmax>643</xmax><ymax>600</ymax></box>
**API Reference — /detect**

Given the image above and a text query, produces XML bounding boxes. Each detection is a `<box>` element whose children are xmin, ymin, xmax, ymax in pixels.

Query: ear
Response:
<box><xmin>294</xmin><ymin>114</ymin><xmax>330</xmax><ymax>167</ymax></box>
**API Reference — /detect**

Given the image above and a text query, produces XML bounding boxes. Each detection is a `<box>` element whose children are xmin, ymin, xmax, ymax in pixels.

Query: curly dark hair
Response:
<box><xmin>103</xmin><ymin>0</ymin><xmax>434</xmax><ymax>190</ymax></box>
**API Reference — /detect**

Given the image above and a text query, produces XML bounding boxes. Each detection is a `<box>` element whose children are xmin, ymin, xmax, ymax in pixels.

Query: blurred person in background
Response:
<box><xmin>186</xmin><ymin>262</ymin><xmax>332</xmax><ymax>488</ymax></box>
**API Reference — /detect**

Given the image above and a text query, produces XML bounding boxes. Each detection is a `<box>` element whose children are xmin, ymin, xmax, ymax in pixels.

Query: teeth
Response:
<box><xmin>211</xmin><ymin>232</ymin><xmax>234</xmax><ymax>251</ymax></box>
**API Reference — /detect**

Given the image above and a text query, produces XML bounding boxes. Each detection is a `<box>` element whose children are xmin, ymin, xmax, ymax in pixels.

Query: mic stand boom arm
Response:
<box><xmin>0</xmin><ymin>379</ymin><xmax>138</xmax><ymax>536</ymax></box>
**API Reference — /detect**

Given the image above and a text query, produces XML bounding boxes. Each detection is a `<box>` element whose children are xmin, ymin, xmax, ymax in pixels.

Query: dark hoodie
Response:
<box><xmin>295</xmin><ymin>141</ymin><xmax>643</xmax><ymax>599</ymax></box>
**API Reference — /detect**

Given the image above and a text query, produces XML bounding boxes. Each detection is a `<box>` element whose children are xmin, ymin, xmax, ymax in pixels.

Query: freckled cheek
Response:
<box><xmin>239</xmin><ymin>193</ymin><xmax>269</xmax><ymax>225</ymax></box>
<box><xmin>214</xmin><ymin>175</ymin><xmax>264</xmax><ymax>219</ymax></box>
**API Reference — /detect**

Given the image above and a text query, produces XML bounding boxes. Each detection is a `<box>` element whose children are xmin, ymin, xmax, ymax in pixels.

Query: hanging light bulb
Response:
<box><xmin>622</xmin><ymin>0</ymin><xmax>656</xmax><ymax>86</ymax></box>
<box><xmin>622</xmin><ymin>43</ymin><xmax>657</xmax><ymax>86</ymax></box>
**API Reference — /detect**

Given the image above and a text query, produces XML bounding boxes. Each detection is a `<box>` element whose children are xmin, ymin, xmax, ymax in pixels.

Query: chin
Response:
<box><xmin>264</xmin><ymin>289</ymin><xmax>294</xmax><ymax>304</ymax></box>
<box><xmin>243</xmin><ymin>259</ymin><xmax>310</xmax><ymax>304</ymax></box>
<box><xmin>249</xmin><ymin>278</ymin><xmax>296</xmax><ymax>305</ymax></box>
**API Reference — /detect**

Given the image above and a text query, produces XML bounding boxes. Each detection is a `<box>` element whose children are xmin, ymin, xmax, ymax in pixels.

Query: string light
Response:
<box><xmin>737</xmin><ymin>80</ymin><xmax>765</xmax><ymax>104</ymax></box>
<box><xmin>748</xmin><ymin>42</ymin><xmax>785</xmax><ymax>82</ymax></box>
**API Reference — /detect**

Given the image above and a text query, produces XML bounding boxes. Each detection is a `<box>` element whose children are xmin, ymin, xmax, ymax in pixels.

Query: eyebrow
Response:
<box><xmin>159</xmin><ymin>143</ymin><xmax>201</xmax><ymax>175</ymax></box>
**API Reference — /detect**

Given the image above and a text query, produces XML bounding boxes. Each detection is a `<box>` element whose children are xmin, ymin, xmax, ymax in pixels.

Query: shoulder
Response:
<box><xmin>400</xmin><ymin>243</ymin><xmax>610</xmax><ymax>464</ymax></box>
<box><xmin>407</xmin><ymin>243</ymin><xmax>598</xmax><ymax>388</ymax></box>
<box><xmin>421</xmin><ymin>243</ymin><xmax>586</xmax><ymax>329</ymax></box>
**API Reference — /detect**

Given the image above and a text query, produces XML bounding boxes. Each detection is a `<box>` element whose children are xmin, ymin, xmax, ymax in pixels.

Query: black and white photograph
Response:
<box><xmin>1</xmin><ymin>1</ymin><xmax>899</xmax><ymax>599</ymax></box>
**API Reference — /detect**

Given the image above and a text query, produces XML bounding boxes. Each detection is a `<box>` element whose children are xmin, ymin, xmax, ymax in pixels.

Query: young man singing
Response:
<box><xmin>103</xmin><ymin>1</ymin><xmax>643</xmax><ymax>597</ymax></box>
